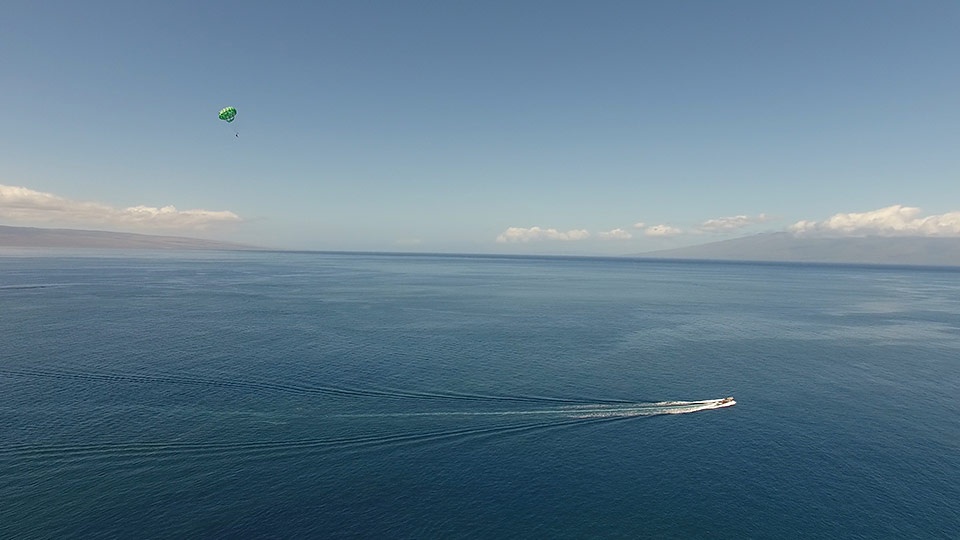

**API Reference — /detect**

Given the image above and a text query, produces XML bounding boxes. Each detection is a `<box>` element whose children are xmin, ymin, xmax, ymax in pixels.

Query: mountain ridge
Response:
<box><xmin>637</xmin><ymin>232</ymin><xmax>960</xmax><ymax>267</ymax></box>
<box><xmin>0</xmin><ymin>225</ymin><xmax>256</xmax><ymax>250</ymax></box>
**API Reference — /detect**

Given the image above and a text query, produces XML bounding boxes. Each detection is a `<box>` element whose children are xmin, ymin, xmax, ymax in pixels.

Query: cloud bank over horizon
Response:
<box><xmin>631</xmin><ymin>221</ymin><xmax>685</xmax><ymax>237</ymax></box>
<box><xmin>643</xmin><ymin>224</ymin><xmax>683</xmax><ymax>237</ymax></box>
<box><xmin>0</xmin><ymin>184</ymin><xmax>241</xmax><ymax>231</ymax></box>
<box><xmin>598</xmin><ymin>228</ymin><xmax>633</xmax><ymax>240</ymax></box>
<box><xmin>698</xmin><ymin>213</ymin><xmax>770</xmax><ymax>233</ymax></box>
<box><xmin>496</xmin><ymin>226</ymin><xmax>590</xmax><ymax>243</ymax></box>
<box><xmin>496</xmin><ymin>205</ymin><xmax>960</xmax><ymax>247</ymax></box>
<box><xmin>11</xmin><ymin>183</ymin><xmax>954</xmax><ymax>249</ymax></box>
<box><xmin>790</xmin><ymin>205</ymin><xmax>960</xmax><ymax>237</ymax></box>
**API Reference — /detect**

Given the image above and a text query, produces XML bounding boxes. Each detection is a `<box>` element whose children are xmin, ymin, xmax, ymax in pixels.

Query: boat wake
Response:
<box><xmin>0</xmin><ymin>365</ymin><xmax>735</xmax><ymax>465</ymax></box>
<box><xmin>337</xmin><ymin>398</ymin><xmax>736</xmax><ymax>419</ymax></box>
<box><xmin>563</xmin><ymin>397</ymin><xmax>735</xmax><ymax>418</ymax></box>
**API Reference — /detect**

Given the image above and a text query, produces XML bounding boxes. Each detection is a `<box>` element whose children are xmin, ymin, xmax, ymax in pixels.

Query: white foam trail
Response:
<box><xmin>567</xmin><ymin>397</ymin><xmax>736</xmax><ymax>418</ymax></box>
<box><xmin>336</xmin><ymin>398</ymin><xmax>736</xmax><ymax>419</ymax></box>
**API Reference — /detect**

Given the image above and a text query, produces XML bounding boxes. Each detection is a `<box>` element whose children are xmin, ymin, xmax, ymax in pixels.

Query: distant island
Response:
<box><xmin>0</xmin><ymin>225</ymin><xmax>256</xmax><ymax>250</ymax></box>
<box><xmin>638</xmin><ymin>232</ymin><xmax>960</xmax><ymax>267</ymax></box>
<box><xmin>3</xmin><ymin>225</ymin><xmax>959</xmax><ymax>267</ymax></box>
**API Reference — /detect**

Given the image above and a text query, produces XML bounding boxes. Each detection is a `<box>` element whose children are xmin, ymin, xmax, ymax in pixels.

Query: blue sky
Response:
<box><xmin>2</xmin><ymin>1</ymin><xmax>958</xmax><ymax>254</ymax></box>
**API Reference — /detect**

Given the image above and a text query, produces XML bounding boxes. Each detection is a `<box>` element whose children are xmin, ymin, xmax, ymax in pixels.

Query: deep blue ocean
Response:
<box><xmin>1</xmin><ymin>250</ymin><xmax>958</xmax><ymax>539</ymax></box>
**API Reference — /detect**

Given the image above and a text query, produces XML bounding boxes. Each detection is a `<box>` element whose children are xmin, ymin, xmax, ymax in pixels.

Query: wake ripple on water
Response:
<box><xmin>0</xmin><ymin>367</ymin><xmax>627</xmax><ymax>405</ymax></box>
<box><xmin>0</xmin><ymin>366</ymin><xmax>734</xmax><ymax>465</ymax></box>
<box><xmin>0</xmin><ymin>417</ymin><xmax>609</xmax><ymax>464</ymax></box>
<box><xmin>0</xmin><ymin>399</ymin><xmax>735</xmax><ymax>465</ymax></box>
<box><xmin>336</xmin><ymin>398</ymin><xmax>736</xmax><ymax>419</ymax></box>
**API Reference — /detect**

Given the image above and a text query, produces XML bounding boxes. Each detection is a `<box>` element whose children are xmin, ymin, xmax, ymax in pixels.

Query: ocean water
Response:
<box><xmin>1</xmin><ymin>251</ymin><xmax>958</xmax><ymax>539</ymax></box>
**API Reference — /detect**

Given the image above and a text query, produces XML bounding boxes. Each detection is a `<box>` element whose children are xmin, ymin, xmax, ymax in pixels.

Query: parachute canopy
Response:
<box><xmin>218</xmin><ymin>107</ymin><xmax>237</xmax><ymax>123</ymax></box>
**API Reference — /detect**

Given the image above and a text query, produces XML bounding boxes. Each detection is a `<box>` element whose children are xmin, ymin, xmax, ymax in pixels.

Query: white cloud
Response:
<box><xmin>644</xmin><ymin>224</ymin><xmax>682</xmax><ymax>237</ymax></box>
<box><xmin>496</xmin><ymin>226</ymin><xmax>590</xmax><ymax>243</ymax></box>
<box><xmin>790</xmin><ymin>205</ymin><xmax>960</xmax><ymax>237</ymax></box>
<box><xmin>699</xmin><ymin>213</ymin><xmax>770</xmax><ymax>233</ymax></box>
<box><xmin>598</xmin><ymin>228</ymin><xmax>633</xmax><ymax>240</ymax></box>
<box><xmin>632</xmin><ymin>222</ymin><xmax>646</xmax><ymax>229</ymax></box>
<box><xmin>0</xmin><ymin>184</ymin><xmax>241</xmax><ymax>230</ymax></box>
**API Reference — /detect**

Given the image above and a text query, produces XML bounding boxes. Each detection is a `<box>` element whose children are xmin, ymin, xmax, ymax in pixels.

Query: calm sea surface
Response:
<box><xmin>1</xmin><ymin>251</ymin><xmax>958</xmax><ymax>539</ymax></box>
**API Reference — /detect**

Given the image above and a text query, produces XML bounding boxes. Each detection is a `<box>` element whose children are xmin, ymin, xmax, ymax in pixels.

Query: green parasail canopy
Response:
<box><xmin>218</xmin><ymin>107</ymin><xmax>237</xmax><ymax>123</ymax></box>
